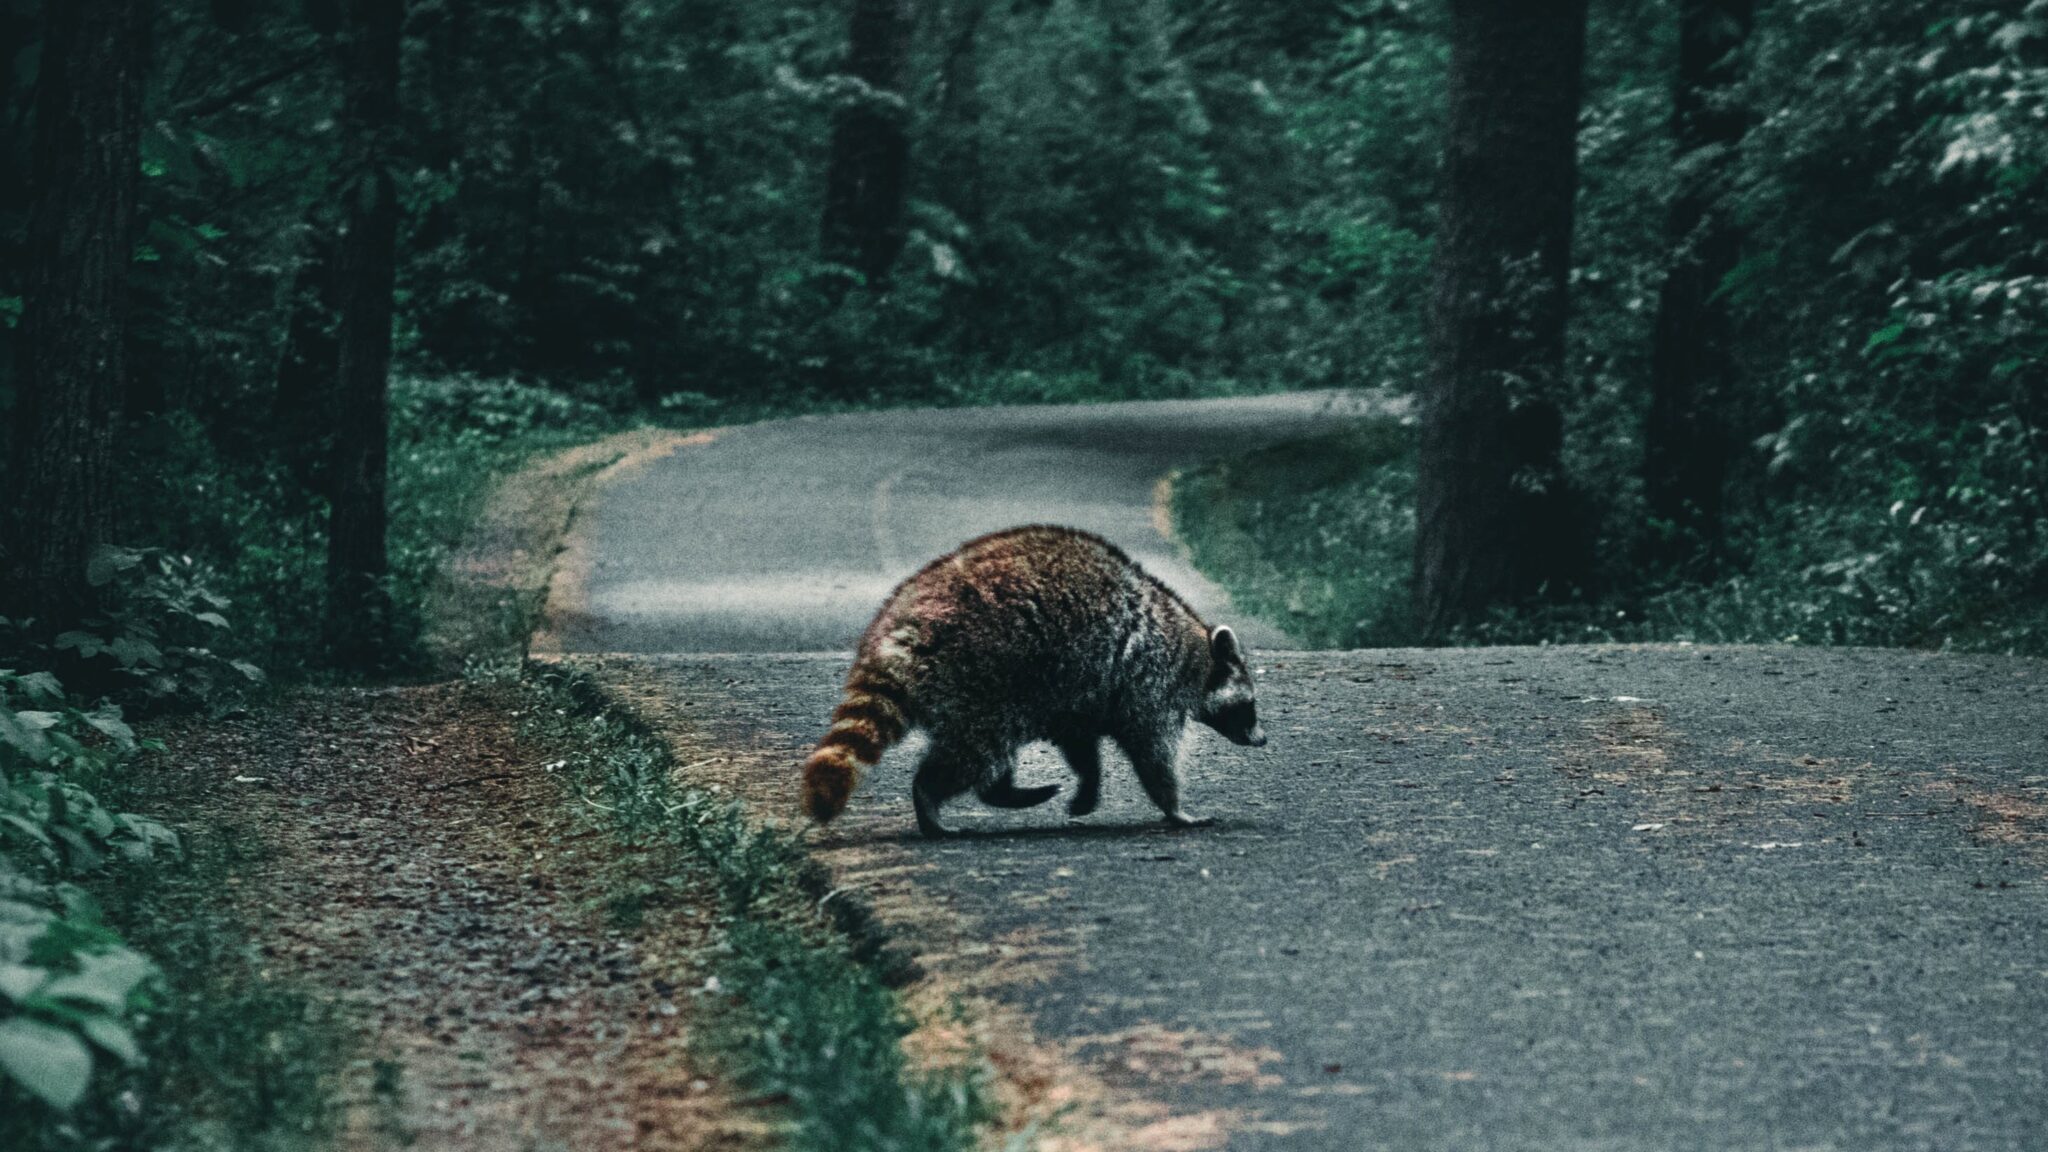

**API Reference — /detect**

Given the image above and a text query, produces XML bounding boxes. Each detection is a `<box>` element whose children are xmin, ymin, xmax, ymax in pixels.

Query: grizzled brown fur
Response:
<box><xmin>800</xmin><ymin>525</ymin><xmax>1265</xmax><ymax>837</ymax></box>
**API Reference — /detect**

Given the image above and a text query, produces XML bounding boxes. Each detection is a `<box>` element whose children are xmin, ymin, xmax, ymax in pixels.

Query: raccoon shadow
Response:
<box><xmin>863</xmin><ymin>816</ymin><xmax>1263</xmax><ymax>846</ymax></box>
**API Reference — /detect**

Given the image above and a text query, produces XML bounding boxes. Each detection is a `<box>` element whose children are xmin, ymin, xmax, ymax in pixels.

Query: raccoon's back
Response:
<box><xmin>860</xmin><ymin>526</ymin><xmax>1204</xmax><ymax>717</ymax></box>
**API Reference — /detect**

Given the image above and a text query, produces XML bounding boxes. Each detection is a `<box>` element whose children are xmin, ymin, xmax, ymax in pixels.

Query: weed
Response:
<box><xmin>3</xmin><ymin>816</ymin><xmax>343</xmax><ymax>1151</ymax></box>
<box><xmin>517</xmin><ymin>664</ymin><xmax>988</xmax><ymax>1152</ymax></box>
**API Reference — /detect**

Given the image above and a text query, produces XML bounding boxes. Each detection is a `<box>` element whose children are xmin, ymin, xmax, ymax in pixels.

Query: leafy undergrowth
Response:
<box><xmin>119</xmin><ymin>376</ymin><xmax>627</xmax><ymax>680</ymax></box>
<box><xmin>2</xmin><ymin>665</ymin><xmax>342</xmax><ymax>1151</ymax></box>
<box><xmin>518</xmin><ymin>664</ymin><xmax>989</xmax><ymax>1152</ymax></box>
<box><xmin>1174</xmin><ymin>419</ymin><xmax>2048</xmax><ymax>654</ymax></box>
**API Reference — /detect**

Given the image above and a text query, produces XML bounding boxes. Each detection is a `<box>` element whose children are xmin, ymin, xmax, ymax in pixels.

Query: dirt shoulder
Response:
<box><xmin>150</xmin><ymin>681</ymin><xmax>766</xmax><ymax>1151</ymax></box>
<box><xmin>426</xmin><ymin>427</ymin><xmax>700</xmax><ymax>672</ymax></box>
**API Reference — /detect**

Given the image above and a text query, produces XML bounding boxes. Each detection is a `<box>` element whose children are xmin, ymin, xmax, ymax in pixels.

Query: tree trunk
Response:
<box><xmin>275</xmin><ymin>210</ymin><xmax>341</xmax><ymax>490</ymax></box>
<box><xmin>1413</xmin><ymin>0</ymin><xmax>1589</xmax><ymax>640</ymax></box>
<box><xmin>935</xmin><ymin>0</ymin><xmax>985</xmax><ymax>231</ymax></box>
<box><xmin>819</xmin><ymin>0</ymin><xmax>915</xmax><ymax>287</ymax></box>
<box><xmin>325</xmin><ymin>0</ymin><xmax>403</xmax><ymax>668</ymax></box>
<box><xmin>3</xmin><ymin>0</ymin><xmax>148</xmax><ymax>629</ymax></box>
<box><xmin>1642</xmin><ymin>0</ymin><xmax>1754</xmax><ymax>569</ymax></box>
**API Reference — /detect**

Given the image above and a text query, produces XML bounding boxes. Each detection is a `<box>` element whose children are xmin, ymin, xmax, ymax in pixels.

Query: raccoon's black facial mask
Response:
<box><xmin>1200</xmin><ymin>626</ymin><xmax>1268</xmax><ymax>748</ymax></box>
<box><xmin>1205</xmin><ymin>698</ymin><xmax>1265</xmax><ymax>747</ymax></box>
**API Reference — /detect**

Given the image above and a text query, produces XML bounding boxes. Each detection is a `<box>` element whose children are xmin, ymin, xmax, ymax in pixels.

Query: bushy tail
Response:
<box><xmin>801</xmin><ymin>661</ymin><xmax>913</xmax><ymax>823</ymax></box>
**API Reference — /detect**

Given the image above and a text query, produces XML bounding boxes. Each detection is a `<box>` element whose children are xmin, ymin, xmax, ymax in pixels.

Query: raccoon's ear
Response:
<box><xmin>1210</xmin><ymin>625</ymin><xmax>1244</xmax><ymax>667</ymax></box>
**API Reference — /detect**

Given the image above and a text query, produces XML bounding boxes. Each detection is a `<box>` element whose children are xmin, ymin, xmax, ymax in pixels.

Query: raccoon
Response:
<box><xmin>799</xmin><ymin>525</ymin><xmax>1266</xmax><ymax>837</ymax></box>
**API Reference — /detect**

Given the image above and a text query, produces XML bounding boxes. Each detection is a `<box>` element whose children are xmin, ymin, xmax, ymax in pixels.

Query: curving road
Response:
<box><xmin>549</xmin><ymin>392</ymin><xmax>1389</xmax><ymax>654</ymax></box>
<box><xmin>559</xmin><ymin>397</ymin><xmax>2048</xmax><ymax>1150</ymax></box>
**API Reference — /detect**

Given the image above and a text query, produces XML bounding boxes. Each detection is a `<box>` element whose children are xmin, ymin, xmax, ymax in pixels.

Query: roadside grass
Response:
<box><xmin>1172</xmin><ymin>418</ymin><xmax>1420</xmax><ymax>649</ymax></box>
<box><xmin>1174</xmin><ymin>418</ymin><xmax>2048</xmax><ymax>654</ymax></box>
<box><xmin>516</xmin><ymin>663</ymin><xmax>989</xmax><ymax>1152</ymax></box>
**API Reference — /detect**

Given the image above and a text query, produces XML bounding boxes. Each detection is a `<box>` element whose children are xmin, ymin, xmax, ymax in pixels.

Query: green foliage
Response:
<box><xmin>47</xmin><ymin>547</ymin><xmax>264</xmax><ymax>709</ymax></box>
<box><xmin>0</xmin><ymin>666</ymin><xmax>174</xmax><ymax>1122</ymax></box>
<box><xmin>110</xmin><ymin>377</ymin><xmax>619</xmax><ymax>681</ymax></box>
<box><xmin>1</xmin><ymin>618</ymin><xmax>338</xmax><ymax>1149</ymax></box>
<box><xmin>0</xmin><ymin>884</ymin><xmax>160</xmax><ymax>1115</ymax></box>
<box><xmin>519</xmin><ymin>665</ymin><xmax>988</xmax><ymax>1152</ymax></box>
<box><xmin>1179</xmin><ymin>416</ymin><xmax>2048</xmax><ymax>653</ymax></box>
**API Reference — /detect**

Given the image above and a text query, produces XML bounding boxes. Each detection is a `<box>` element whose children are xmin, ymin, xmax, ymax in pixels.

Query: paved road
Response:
<box><xmin>563</xmin><ymin>399</ymin><xmax>2048</xmax><ymax>1149</ymax></box>
<box><xmin>554</xmin><ymin>393</ymin><xmax>1386</xmax><ymax>653</ymax></box>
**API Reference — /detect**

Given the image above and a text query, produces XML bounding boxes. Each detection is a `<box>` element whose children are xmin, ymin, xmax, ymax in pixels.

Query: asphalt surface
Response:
<box><xmin>556</xmin><ymin>392</ymin><xmax>1388</xmax><ymax>653</ymax></box>
<box><xmin>562</xmin><ymin>399</ymin><xmax>2048</xmax><ymax>1149</ymax></box>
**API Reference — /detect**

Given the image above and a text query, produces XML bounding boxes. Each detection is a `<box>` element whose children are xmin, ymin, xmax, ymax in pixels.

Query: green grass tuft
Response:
<box><xmin>1173</xmin><ymin>419</ymin><xmax>1419</xmax><ymax>648</ymax></box>
<box><xmin>517</xmin><ymin>664</ymin><xmax>989</xmax><ymax>1152</ymax></box>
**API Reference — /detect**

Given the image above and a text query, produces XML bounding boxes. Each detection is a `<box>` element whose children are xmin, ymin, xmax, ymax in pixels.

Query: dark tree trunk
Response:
<box><xmin>3</xmin><ymin>0</ymin><xmax>148</xmax><ymax>629</ymax></box>
<box><xmin>1642</xmin><ymin>0</ymin><xmax>1754</xmax><ymax>569</ymax></box>
<box><xmin>210</xmin><ymin>0</ymin><xmax>255</xmax><ymax>34</ymax></box>
<box><xmin>935</xmin><ymin>0</ymin><xmax>985</xmax><ymax>231</ymax></box>
<box><xmin>324</xmin><ymin>0</ymin><xmax>403</xmax><ymax>668</ymax></box>
<box><xmin>275</xmin><ymin>211</ymin><xmax>341</xmax><ymax>491</ymax></box>
<box><xmin>819</xmin><ymin>0</ymin><xmax>915</xmax><ymax>286</ymax></box>
<box><xmin>1</xmin><ymin>11</ymin><xmax>42</xmax><ymax>363</ymax></box>
<box><xmin>1414</xmin><ymin>0</ymin><xmax>1589</xmax><ymax>641</ymax></box>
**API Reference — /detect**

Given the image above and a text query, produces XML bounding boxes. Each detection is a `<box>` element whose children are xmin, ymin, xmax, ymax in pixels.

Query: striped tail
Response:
<box><xmin>800</xmin><ymin>661</ymin><xmax>913</xmax><ymax>823</ymax></box>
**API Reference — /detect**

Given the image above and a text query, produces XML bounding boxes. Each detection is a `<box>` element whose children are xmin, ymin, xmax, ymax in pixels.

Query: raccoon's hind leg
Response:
<box><xmin>911</xmin><ymin>739</ymin><xmax>987</xmax><ymax>838</ymax></box>
<box><xmin>977</xmin><ymin>770</ymin><xmax>1060</xmax><ymax>810</ymax></box>
<box><xmin>1114</xmin><ymin>725</ymin><xmax>1212</xmax><ymax>829</ymax></box>
<box><xmin>1057</xmin><ymin>736</ymin><xmax>1103</xmax><ymax>817</ymax></box>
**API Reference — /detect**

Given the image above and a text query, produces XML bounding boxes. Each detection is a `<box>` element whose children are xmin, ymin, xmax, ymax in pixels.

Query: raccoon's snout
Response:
<box><xmin>1237</xmin><ymin>725</ymin><xmax>1268</xmax><ymax>748</ymax></box>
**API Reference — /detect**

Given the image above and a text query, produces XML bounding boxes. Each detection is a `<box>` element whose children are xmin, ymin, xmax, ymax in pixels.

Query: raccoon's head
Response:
<box><xmin>1197</xmin><ymin>626</ymin><xmax>1266</xmax><ymax>747</ymax></box>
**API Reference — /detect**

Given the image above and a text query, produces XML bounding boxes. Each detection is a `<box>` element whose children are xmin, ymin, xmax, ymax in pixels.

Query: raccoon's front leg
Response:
<box><xmin>1057</xmin><ymin>737</ymin><xmax>1104</xmax><ymax>817</ymax></box>
<box><xmin>1115</xmin><ymin>726</ymin><xmax>1212</xmax><ymax>829</ymax></box>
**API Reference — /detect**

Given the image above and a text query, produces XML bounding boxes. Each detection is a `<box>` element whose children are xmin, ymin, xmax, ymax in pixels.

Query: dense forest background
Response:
<box><xmin>1</xmin><ymin>0</ymin><xmax>2044</xmax><ymax>671</ymax></box>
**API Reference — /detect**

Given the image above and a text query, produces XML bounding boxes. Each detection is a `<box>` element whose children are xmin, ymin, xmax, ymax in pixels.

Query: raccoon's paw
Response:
<box><xmin>913</xmin><ymin>788</ymin><xmax>957</xmax><ymax>839</ymax></box>
<box><xmin>1163</xmin><ymin>811</ymin><xmax>1215</xmax><ymax>829</ymax></box>
<box><xmin>1067</xmin><ymin>791</ymin><xmax>1100</xmax><ymax>818</ymax></box>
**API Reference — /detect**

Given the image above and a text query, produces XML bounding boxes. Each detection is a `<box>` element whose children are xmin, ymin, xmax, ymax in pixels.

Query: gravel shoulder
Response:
<box><xmin>149</xmin><ymin>682</ymin><xmax>766</xmax><ymax>1151</ymax></box>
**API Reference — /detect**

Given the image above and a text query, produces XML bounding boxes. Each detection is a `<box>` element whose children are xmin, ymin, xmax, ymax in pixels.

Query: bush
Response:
<box><xmin>112</xmin><ymin>375</ymin><xmax>620</xmax><ymax>680</ymax></box>
<box><xmin>0</xmin><ymin>667</ymin><xmax>176</xmax><ymax>1120</ymax></box>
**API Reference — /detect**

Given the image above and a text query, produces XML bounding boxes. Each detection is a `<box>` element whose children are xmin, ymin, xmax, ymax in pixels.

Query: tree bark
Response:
<box><xmin>274</xmin><ymin>206</ymin><xmax>343</xmax><ymax>490</ymax></box>
<box><xmin>1642</xmin><ymin>0</ymin><xmax>1754</xmax><ymax>569</ymax></box>
<box><xmin>1414</xmin><ymin>0</ymin><xmax>1589</xmax><ymax>640</ymax></box>
<box><xmin>819</xmin><ymin>0</ymin><xmax>915</xmax><ymax>286</ymax></box>
<box><xmin>324</xmin><ymin>0</ymin><xmax>403</xmax><ymax>668</ymax></box>
<box><xmin>935</xmin><ymin>0</ymin><xmax>985</xmax><ymax>231</ymax></box>
<box><xmin>3</xmin><ymin>0</ymin><xmax>148</xmax><ymax>629</ymax></box>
